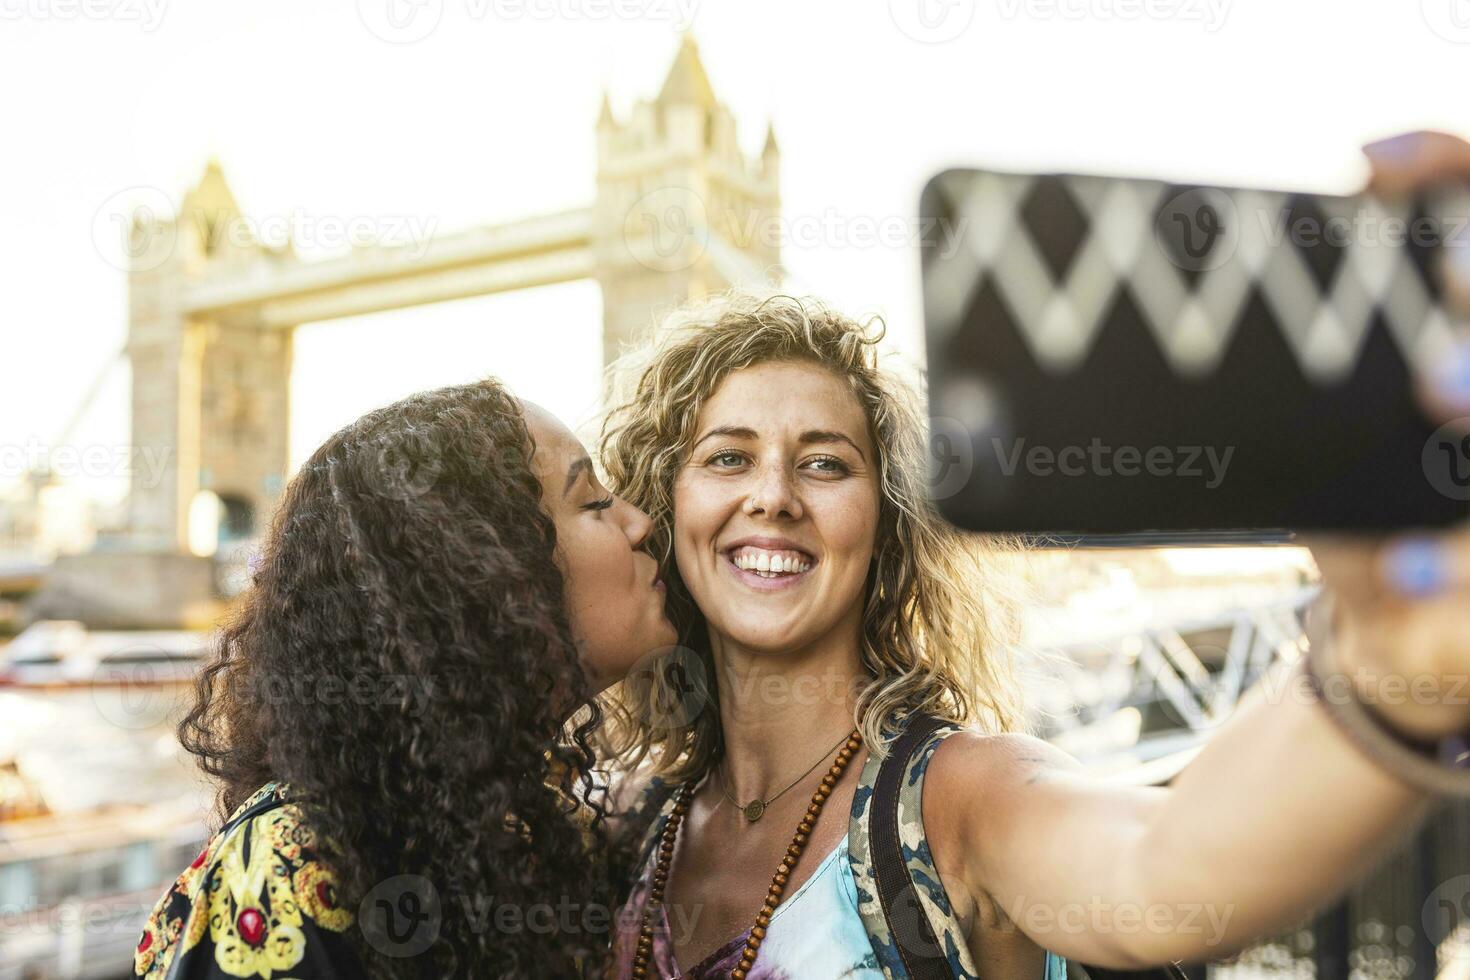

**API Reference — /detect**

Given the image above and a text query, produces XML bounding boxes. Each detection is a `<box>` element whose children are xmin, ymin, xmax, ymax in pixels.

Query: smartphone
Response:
<box><xmin>920</xmin><ymin>167</ymin><xmax>1470</xmax><ymax>546</ymax></box>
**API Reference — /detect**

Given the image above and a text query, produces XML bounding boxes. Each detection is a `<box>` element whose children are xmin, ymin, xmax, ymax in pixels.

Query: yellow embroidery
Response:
<box><xmin>295</xmin><ymin>861</ymin><xmax>353</xmax><ymax>933</ymax></box>
<box><xmin>134</xmin><ymin>786</ymin><xmax>354</xmax><ymax>979</ymax></box>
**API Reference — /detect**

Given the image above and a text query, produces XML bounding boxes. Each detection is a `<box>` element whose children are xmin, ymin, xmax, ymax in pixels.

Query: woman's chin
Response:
<box><xmin>714</xmin><ymin>626</ymin><xmax>816</xmax><ymax>657</ymax></box>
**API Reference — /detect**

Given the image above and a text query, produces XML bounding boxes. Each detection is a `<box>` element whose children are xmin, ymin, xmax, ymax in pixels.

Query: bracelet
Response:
<box><xmin>1300</xmin><ymin>633</ymin><xmax>1470</xmax><ymax>797</ymax></box>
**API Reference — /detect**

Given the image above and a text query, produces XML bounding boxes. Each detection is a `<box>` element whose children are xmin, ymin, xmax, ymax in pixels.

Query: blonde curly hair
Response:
<box><xmin>599</xmin><ymin>292</ymin><xmax>1032</xmax><ymax>781</ymax></box>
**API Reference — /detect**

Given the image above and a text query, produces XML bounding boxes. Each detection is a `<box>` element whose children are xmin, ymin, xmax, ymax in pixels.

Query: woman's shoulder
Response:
<box><xmin>134</xmin><ymin>782</ymin><xmax>358</xmax><ymax>980</ymax></box>
<box><xmin>915</xmin><ymin>728</ymin><xmax>1083</xmax><ymax>874</ymax></box>
<box><xmin>927</xmin><ymin>726</ymin><xmax>1078</xmax><ymax>775</ymax></box>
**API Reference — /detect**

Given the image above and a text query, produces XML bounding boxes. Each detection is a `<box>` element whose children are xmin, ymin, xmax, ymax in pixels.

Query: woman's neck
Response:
<box><xmin>709</xmin><ymin>604</ymin><xmax>868</xmax><ymax>800</ymax></box>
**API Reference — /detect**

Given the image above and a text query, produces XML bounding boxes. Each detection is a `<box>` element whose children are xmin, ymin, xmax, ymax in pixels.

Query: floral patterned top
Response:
<box><xmin>133</xmin><ymin>783</ymin><xmax>359</xmax><ymax>980</ymax></box>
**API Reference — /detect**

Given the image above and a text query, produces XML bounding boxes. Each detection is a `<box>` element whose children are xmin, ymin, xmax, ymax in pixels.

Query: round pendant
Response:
<box><xmin>742</xmin><ymin>800</ymin><xmax>766</xmax><ymax>822</ymax></box>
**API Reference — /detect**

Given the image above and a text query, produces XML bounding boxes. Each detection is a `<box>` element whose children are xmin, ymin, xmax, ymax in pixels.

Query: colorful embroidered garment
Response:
<box><xmin>133</xmin><ymin>783</ymin><xmax>359</xmax><ymax>980</ymax></box>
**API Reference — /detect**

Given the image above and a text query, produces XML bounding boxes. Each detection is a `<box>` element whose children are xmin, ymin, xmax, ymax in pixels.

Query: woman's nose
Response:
<box><xmin>622</xmin><ymin>497</ymin><xmax>656</xmax><ymax>549</ymax></box>
<box><xmin>743</xmin><ymin>465</ymin><xmax>803</xmax><ymax>520</ymax></box>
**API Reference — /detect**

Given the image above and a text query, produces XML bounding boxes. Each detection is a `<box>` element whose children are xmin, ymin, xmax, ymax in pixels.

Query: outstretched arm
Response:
<box><xmin>926</xmin><ymin>654</ymin><xmax>1439</xmax><ymax>968</ymax></box>
<box><xmin>926</xmin><ymin>129</ymin><xmax>1470</xmax><ymax>970</ymax></box>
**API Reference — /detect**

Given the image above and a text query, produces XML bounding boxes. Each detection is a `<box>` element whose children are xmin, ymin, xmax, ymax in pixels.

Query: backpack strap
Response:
<box><xmin>850</xmin><ymin>714</ymin><xmax>1188</xmax><ymax>980</ymax></box>
<box><xmin>849</xmin><ymin>713</ymin><xmax>984</xmax><ymax>980</ymax></box>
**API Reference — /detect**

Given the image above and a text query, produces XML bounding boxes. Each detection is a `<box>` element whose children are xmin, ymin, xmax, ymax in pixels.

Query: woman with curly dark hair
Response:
<box><xmin>132</xmin><ymin>378</ymin><xmax>676</xmax><ymax>980</ymax></box>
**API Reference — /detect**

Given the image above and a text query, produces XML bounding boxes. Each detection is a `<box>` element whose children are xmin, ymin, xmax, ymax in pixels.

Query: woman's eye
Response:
<box><xmin>804</xmin><ymin>455</ymin><xmax>849</xmax><ymax>475</ymax></box>
<box><xmin>583</xmin><ymin>496</ymin><xmax>615</xmax><ymax>513</ymax></box>
<box><xmin>708</xmin><ymin>450</ymin><xmax>747</xmax><ymax>468</ymax></box>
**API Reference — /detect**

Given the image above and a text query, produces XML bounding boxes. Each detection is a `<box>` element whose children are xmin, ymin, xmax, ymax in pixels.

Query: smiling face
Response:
<box><xmin>522</xmin><ymin>402</ymin><xmax>677</xmax><ymax>692</ymax></box>
<box><xmin>672</xmin><ymin>360</ymin><xmax>882</xmax><ymax>655</ymax></box>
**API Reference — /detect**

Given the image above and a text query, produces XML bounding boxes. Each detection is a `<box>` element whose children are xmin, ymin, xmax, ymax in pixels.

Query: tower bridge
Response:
<box><xmin>123</xmin><ymin>35</ymin><xmax>780</xmax><ymax>560</ymax></box>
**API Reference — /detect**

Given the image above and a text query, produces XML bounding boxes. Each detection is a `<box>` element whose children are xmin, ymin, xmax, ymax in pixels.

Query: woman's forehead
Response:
<box><xmin>698</xmin><ymin>362</ymin><xmax>868</xmax><ymax>429</ymax></box>
<box><xmin>522</xmin><ymin>402</ymin><xmax>590</xmax><ymax>480</ymax></box>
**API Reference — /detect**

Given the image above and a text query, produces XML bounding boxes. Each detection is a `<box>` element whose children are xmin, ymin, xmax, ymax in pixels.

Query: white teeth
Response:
<box><xmin>729</xmin><ymin>548</ymin><xmax>813</xmax><ymax>575</ymax></box>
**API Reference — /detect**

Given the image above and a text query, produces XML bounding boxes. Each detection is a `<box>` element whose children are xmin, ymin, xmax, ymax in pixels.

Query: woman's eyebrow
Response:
<box><xmin>563</xmin><ymin>456</ymin><xmax>593</xmax><ymax>496</ymax></box>
<box><xmin>800</xmin><ymin>430</ymin><xmax>867</xmax><ymax>461</ymax></box>
<box><xmin>692</xmin><ymin>425</ymin><xmax>758</xmax><ymax>447</ymax></box>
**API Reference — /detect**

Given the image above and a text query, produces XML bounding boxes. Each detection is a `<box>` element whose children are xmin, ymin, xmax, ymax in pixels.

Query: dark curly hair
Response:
<box><xmin>179</xmin><ymin>378</ymin><xmax>626</xmax><ymax>978</ymax></box>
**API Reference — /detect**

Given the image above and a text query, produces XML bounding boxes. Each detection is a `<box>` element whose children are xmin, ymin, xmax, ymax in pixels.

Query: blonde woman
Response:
<box><xmin>597</xmin><ymin>135</ymin><xmax>1470</xmax><ymax>980</ymax></box>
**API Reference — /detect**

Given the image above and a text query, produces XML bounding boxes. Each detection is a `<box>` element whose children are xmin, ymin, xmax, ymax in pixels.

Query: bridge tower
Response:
<box><xmin>88</xmin><ymin>36</ymin><xmax>781</xmax><ymax>627</ymax></box>
<box><xmin>593</xmin><ymin>34</ymin><xmax>781</xmax><ymax>361</ymax></box>
<box><xmin>125</xmin><ymin>160</ymin><xmax>292</xmax><ymax>554</ymax></box>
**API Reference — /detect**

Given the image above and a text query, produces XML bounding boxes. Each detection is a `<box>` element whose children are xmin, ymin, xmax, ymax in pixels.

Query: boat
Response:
<box><xmin>0</xmin><ymin>623</ymin><xmax>213</xmax><ymax>979</ymax></box>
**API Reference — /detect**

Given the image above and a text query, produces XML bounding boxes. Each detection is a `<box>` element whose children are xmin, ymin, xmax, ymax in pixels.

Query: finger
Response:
<box><xmin>1296</xmin><ymin>533</ymin><xmax>1384</xmax><ymax>601</ymax></box>
<box><xmin>1376</xmin><ymin>529</ymin><xmax>1470</xmax><ymax>598</ymax></box>
<box><xmin>1447</xmin><ymin>241</ymin><xmax>1470</xmax><ymax>312</ymax></box>
<box><xmin>1415</xmin><ymin>338</ymin><xmax>1470</xmax><ymax>425</ymax></box>
<box><xmin>1298</xmin><ymin>528</ymin><xmax>1470</xmax><ymax>605</ymax></box>
<box><xmin>1363</xmin><ymin>130</ymin><xmax>1470</xmax><ymax>197</ymax></box>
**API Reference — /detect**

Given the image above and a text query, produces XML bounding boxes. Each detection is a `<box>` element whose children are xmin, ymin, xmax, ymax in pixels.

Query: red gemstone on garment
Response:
<box><xmin>237</xmin><ymin>909</ymin><xmax>266</xmax><ymax>947</ymax></box>
<box><xmin>137</xmin><ymin>931</ymin><xmax>152</xmax><ymax>953</ymax></box>
<box><xmin>317</xmin><ymin>881</ymin><xmax>336</xmax><ymax>908</ymax></box>
<box><xmin>190</xmin><ymin>848</ymin><xmax>207</xmax><ymax>869</ymax></box>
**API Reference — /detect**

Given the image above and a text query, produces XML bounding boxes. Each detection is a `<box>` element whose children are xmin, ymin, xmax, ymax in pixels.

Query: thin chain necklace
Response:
<box><xmin>628</xmin><ymin>729</ymin><xmax>862</xmax><ymax>980</ymax></box>
<box><xmin>716</xmin><ymin>729</ymin><xmax>853</xmax><ymax>823</ymax></box>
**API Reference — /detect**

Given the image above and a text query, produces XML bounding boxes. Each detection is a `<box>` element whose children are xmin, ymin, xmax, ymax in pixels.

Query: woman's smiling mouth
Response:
<box><xmin>720</xmin><ymin>539</ymin><xmax>817</xmax><ymax>590</ymax></box>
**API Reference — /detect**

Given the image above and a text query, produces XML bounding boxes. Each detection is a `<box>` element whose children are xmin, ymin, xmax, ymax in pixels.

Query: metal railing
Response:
<box><xmin>1033</xmin><ymin>588</ymin><xmax>1470</xmax><ymax>979</ymax></box>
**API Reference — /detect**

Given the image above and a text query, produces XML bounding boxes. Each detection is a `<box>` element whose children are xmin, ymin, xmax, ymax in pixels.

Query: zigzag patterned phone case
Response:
<box><xmin>921</xmin><ymin>168</ymin><xmax>1470</xmax><ymax>544</ymax></box>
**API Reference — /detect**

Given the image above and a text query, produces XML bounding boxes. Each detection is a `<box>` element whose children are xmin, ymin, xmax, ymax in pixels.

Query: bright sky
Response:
<box><xmin>2</xmin><ymin>0</ymin><xmax>1468</xmax><ymax>507</ymax></box>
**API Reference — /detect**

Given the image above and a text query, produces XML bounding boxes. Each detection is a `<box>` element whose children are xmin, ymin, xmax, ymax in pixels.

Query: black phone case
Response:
<box><xmin>920</xmin><ymin>168</ymin><xmax>1470</xmax><ymax>545</ymax></box>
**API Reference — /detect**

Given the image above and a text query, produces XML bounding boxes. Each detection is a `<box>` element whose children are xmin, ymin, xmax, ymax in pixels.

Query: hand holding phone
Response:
<box><xmin>1297</xmin><ymin>131</ymin><xmax>1470</xmax><ymax>745</ymax></box>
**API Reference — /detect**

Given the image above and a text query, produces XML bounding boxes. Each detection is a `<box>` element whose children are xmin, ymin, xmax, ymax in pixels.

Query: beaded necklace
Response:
<box><xmin>629</xmin><ymin>730</ymin><xmax>863</xmax><ymax>980</ymax></box>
